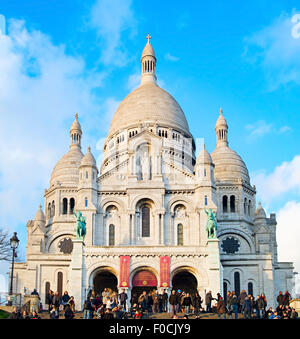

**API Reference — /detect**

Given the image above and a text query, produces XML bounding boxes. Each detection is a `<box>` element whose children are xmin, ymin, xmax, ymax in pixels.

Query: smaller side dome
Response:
<box><xmin>255</xmin><ymin>202</ymin><xmax>267</xmax><ymax>220</ymax></box>
<box><xmin>34</xmin><ymin>205</ymin><xmax>45</xmax><ymax>222</ymax></box>
<box><xmin>197</xmin><ymin>144</ymin><xmax>213</xmax><ymax>165</ymax></box>
<box><xmin>80</xmin><ymin>147</ymin><xmax>97</xmax><ymax>168</ymax></box>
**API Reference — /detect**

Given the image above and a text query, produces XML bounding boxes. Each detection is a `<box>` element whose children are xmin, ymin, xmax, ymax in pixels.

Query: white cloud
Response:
<box><xmin>89</xmin><ymin>0</ymin><xmax>137</xmax><ymax>66</ymax></box>
<box><xmin>0</xmin><ymin>19</ymin><xmax>107</xmax><ymax>235</ymax></box>
<box><xmin>246</xmin><ymin>120</ymin><xmax>292</xmax><ymax>142</ymax></box>
<box><xmin>165</xmin><ymin>53</ymin><xmax>180</xmax><ymax>62</ymax></box>
<box><xmin>244</xmin><ymin>11</ymin><xmax>300</xmax><ymax>90</ymax></box>
<box><xmin>0</xmin><ymin>14</ymin><xmax>5</xmax><ymax>35</ymax></box>
<box><xmin>252</xmin><ymin>155</ymin><xmax>300</xmax><ymax>205</ymax></box>
<box><xmin>279</xmin><ymin>125</ymin><xmax>292</xmax><ymax>133</ymax></box>
<box><xmin>245</xmin><ymin>120</ymin><xmax>273</xmax><ymax>140</ymax></box>
<box><xmin>127</xmin><ymin>73</ymin><xmax>140</xmax><ymax>92</ymax></box>
<box><xmin>277</xmin><ymin>201</ymin><xmax>300</xmax><ymax>294</ymax></box>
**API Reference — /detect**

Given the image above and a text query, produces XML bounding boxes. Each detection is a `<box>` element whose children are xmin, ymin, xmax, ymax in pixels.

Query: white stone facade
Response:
<box><xmin>13</xmin><ymin>39</ymin><xmax>295</xmax><ymax>310</ymax></box>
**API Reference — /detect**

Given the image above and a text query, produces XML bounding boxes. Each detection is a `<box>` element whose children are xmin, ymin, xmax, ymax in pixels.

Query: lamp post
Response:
<box><xmin>9</xmin><ymin>232</ymin><xmax>19</xmax><ymax>297</ymax></box>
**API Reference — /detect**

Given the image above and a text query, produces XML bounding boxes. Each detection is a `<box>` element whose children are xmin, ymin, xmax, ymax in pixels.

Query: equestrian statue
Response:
<box><xmin>73</xmin><ymin>210</ymin><xmax>87</xmax><ymax>241</ymax></box>
<box><xmin>205</xmin><ymin>208</ymin><xmax>218</xmax><ymax>239</ymax></box>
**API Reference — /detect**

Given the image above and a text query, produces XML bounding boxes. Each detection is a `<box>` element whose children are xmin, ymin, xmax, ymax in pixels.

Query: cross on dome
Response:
<box><xmin>146</xmin><ymin>34</ymin><xmax>151</xmax><ymax>43</ymax></box>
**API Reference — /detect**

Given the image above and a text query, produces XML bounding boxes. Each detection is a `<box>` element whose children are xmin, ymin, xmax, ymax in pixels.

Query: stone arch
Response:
<box><xmin>130</xmin><ymin>265</ymin><xmax>160</xmax><ymax>286</ymax></box>
<box><xmin>46</xmin><ymin>232</ymin><xmax>75</xmax><ymax>253</ymax></box>
<box><xmin>218</xmin><ymin>229</ymin><xmax>255</xmax><ymax>253</ymax></box>
<box><xmin>170</xmin><ymin>265</ymin><xmax>202</xmax><ymax>286</ymax></box>
<box><xmin>168</xmin><ymin>197</ymin><xmax>194</xmax><ymax>214</ymax></box>
<box><xmin>129</xmin><ymin>134</ymin><xmax>153</xmax><ymax>153</ymax></box>
<box><xmin>130</xmin><ymin>194</ymin><xmax>160</xmax><ymax>212</ymax></box>
<box><xmin>130</xmin><ymin>265</ymin><xmax>160</xmax><ymax>297</ymax></box>
<box><xmin>170</xmin><ymin>265</ymin><xmax>201</xmax><ymax>295</ymax></box>
<box><xmin>223</xmin><ymin>278</ymin><xmax>231</xmax><ymax>289</ymax></box>
<box><xmin>100</xmin><ymin>198</ymin><xmax>125</xmax><ymax>213</ymax></box>
<box><xmin>87</xmin><ymin>264</ymin><xmax>119</xmax><ymax>292</ymax></box>
<box><xmin>52</xmin><ymin>267</ymin><xmax>68</xmax><ymax>295</ymax></box>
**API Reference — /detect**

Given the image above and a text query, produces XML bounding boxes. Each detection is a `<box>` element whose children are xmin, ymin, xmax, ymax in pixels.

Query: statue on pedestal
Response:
<box><xmin>73</xmin><ymin>210</ymin><xmax>86</xmax><ymax>241</ymax></box>
<box><xmin>205</xmin><ymin>208</ymin><xmax>218</xmax><ymax>239</ymax></box>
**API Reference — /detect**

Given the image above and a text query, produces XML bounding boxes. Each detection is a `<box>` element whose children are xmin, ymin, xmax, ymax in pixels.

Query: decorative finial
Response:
<box><xmin>258</xmin><ymin>201</ymin><xmax>262</xmax><ymax>208</ymax></box>
<box><xmin>220</xmin><ymin>108</ymin><xmax>223</xmax><ymax>115</ymax></box>
<box><xmin>75</xmin><ymin>113</ymin><xmax>78</xmax><ymax>120</ymax></box>
<box><xmin>88</xmin><ymin>146</ymin><xmax>91</xmax><ymax>152</ymax></box>
<box><xmin>146</xmin><ymin>34</ymin><xmax>151</xmax><ymax>43</ymax></box>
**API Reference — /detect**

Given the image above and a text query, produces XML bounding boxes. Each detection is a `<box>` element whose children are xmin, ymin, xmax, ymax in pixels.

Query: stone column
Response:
<box><xmin>207</xmin><ymin>239</ymin><xmax>223</xmax><ymax>297</ymax></box>
<box><xmin>160</xmin><ymin>213</ymin><xmax>165</xmax><ymax>245</ymax></box>
<box><xmin>69</xmin><ymin>239</ymin><xmax>84</xmax><ymax>311</ymax></box>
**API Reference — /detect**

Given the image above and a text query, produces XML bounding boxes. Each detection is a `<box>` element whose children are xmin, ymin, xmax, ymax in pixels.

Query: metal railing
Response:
<box><xmin>0</xmin><ymin>292</ymin><xmax>23</xmax><ymax>308</ymax></box>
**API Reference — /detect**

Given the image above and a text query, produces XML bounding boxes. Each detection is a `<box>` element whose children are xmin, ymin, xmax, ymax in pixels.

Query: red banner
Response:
<box><xmin>160</xmin><ymin>256</ymin><xmax>170</xmax><ymax>287</ymax></box>
<box><xmin>120</xmin><ymin>256</ymin><xmax>130</xmax><ymax>288</ymax></box>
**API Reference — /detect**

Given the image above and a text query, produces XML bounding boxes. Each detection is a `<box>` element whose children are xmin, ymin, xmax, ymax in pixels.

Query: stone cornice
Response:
<box><xmin>83</xmin><ymin>246</ymin><xmax>208</xmax><ymax>258</ymax></box>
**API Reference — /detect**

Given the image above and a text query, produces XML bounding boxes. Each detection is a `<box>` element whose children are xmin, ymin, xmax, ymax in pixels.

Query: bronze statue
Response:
<box><xmin>205</xmin><ymin>208</ymin><xmax>218</xmax><ymax>239</ymax></box>
<box><xmin>73</xmin><ymin>210</ymin><xmax>86</xmax><ymax>241</ymax></box>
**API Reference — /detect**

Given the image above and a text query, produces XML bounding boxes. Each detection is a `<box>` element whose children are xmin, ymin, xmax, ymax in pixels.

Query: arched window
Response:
<box><xmin>223</xmin><ymin>281</ymin><xmax>228</xmax><ymax>303</ymax></box>
<box><xmin>85</xmin><ymin>198</ymin><xmax>88</xmax><ymax>208</ymax></box>
<box><xmin>51</xmin><ymin>201</ymin><xmax>55</xmax><ymax>217</ymax></box>
<box><xmin>177</xmin><ymin>224</ymin><xmax>183</xmax><ymax>246</ymax></box>
<box><xmin>45</xmin><ymin>282</ymin><xmax>50</xmax><ymax>304</ymax></box>
<box><xmin>57</xmin><ymin>272</ymin><xmax>63</xmax><ymax>297</ymax></box>
<box><xmin>109</xmin><ymin>224</ymin><xmax>115</xmax><ymax>246</ymax></box>
<box><xmin>234</xmin><ymin>272</ymin><xmax>240</xmax><ymax>297</ymax></box>
<box><xmin>244</xmin><ymin>198</ymin><xmax>247</xmax><ymax>214</ymax></box>
<box><xmin>248</xmin><ymin>200</ymin><xmax>251</xmax><ymax>216</ymax></box>
<box><xmin>230</xmin><ymin>195</ymin><xmax>236</xmax><ymax>213</ymax></box>
<box><xmin>70</xmin><ymin>198</ymin><xmax>75</xmax><ymax>214</ymax></box>
<box><xmin>62</xmin><ymin>198</ymin><xmax>68</xmax><ymax>215</ymax></box>
<box><xmin>204</xmin><ymin>169</ymin><xmax>207</xmax><ymax>177</ymax></box>
<box><xmin>205</xmin><ymin>196</ymin><xmax>208</xmax><ymax>206</ymax></box>
<box><xmin>223</xmin><ymin>196</ymin><xmax>228</xmax><ymax>213</ymax></box>
<box><xmin>86</xmin><ymin>171</ymin><xmax>88</xmax><ymax>179</ymax></box>
<box><xmin>248</xmin><ymin>282</ymin><xmax>253</xmax><ymax>296</ymax></box>
<box><xmin>48</xmin><ymin>203</ymin><xmax>51</xmax><ymax>218</ymax></box>
<box><xmin>141</xmin><ymin>205</ymin><xmax>150</xmax><ymax>238</ymax></box>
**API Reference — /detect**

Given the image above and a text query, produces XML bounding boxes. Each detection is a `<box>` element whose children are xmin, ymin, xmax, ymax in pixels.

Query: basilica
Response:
<box><xmin>13</xmin><ymin>38</ymin><xmax>295</xmax><ymax>310</ymax></box>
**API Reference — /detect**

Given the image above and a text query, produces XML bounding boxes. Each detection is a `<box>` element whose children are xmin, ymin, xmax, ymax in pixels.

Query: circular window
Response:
<box><xmin>221</xmin><ymin>237</ymin><xmax>240</xmax><ymax>254</ymax></box>
<box><xmin>58</xmin><ymin>238</ymin><xmax>73</xmax><ymax>254</ymax></box>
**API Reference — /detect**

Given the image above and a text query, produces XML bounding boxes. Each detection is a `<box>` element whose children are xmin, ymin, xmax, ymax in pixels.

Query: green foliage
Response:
<box><xmin>0</xmin><ymin>309</ymin><xmax>10</xmax><ymax>319</ymax></box>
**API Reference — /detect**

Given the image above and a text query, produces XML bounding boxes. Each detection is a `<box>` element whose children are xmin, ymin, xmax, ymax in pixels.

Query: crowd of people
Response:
<box><xmin>8</xmin><ymin>287</ymin><xmax>298</xmax><ymax>320</ymax></box>
<box><xmin>211</xmin><ymin>289</ymin><xmax>298</xmax><ymax>319</ymax></box>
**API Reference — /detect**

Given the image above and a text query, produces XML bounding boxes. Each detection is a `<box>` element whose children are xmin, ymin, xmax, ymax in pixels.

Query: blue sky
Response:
<box><xmin>0</xmin><ymin>0</ymin><xmax>300</xmax><ymax>293</ymax></box>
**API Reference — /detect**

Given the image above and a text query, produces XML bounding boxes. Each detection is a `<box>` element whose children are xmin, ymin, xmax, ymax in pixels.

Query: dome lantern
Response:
<box><xmin>215</xmin><ymin>108</ymin><xmax>228</xmax><ymax>148</ymax></box>
<box><xmin>141</xmin><ymin>34</ymin><xmax>157</xmax><ymax>85</ymax></box>
<box><xmin>70</xmin><ymin>113</ymin><xmax>82</xmax><ymax>150</ymax></box>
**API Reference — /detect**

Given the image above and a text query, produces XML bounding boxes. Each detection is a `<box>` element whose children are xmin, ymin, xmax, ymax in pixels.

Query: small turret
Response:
<box><xmin>195</xmin><ymin>143</ymin><xmax>215</xmax><ymax>184</ymax></box>
<box><xmin>141</xmin><ymin>34</ymin><xmax>157</xmax><ymax>85</ymax></box>
<box><xmin>215</xmin><ymin>108</ymin><xmax>228</xmax><ymax>148</ymax></box>
<box><xmin>70</xmin><ymin>113</ymin><xmax>82</xmax><ymax>150</ymax></box>
<box><xmin>79</xmin><ymin>146</ymin><xmax>98</xmax><ymax>190</ymax></box>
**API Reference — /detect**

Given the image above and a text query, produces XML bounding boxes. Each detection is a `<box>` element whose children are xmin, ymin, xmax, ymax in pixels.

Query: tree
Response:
<box><xmin>0</xmin><ymin>228</ymin><xmax>11</xmax><ymax>261</ymax></box>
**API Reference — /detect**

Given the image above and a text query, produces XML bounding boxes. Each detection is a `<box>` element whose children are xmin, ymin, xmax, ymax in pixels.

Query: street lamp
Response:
<box><xmin>9</xmin><ymin>232</ymin><xmax>19</xmax><ymax>296</ymax></box>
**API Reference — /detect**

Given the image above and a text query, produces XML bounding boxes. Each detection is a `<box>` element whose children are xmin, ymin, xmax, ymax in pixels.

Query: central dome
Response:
<box><xmin>108</xmin><ymin>82</ymin><xmax>191</xmax><ymax>136</ymax></box>
<box><xmin>108</xmin><ymin>38</ymin><xmax>191</xmax><ymax>138</ymax></box>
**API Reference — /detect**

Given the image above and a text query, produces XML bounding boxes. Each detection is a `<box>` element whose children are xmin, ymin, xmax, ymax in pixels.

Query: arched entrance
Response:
<box><xmin>93</xmin><ymin>270</ymin><xmax>118</xmax><ymax>295</ymax></box>
<box><xmin>172</xmin><ymin>271</ymin><xmax>198</xmax><ymax>295</ymax></box>
<box><xmin>131</xmin><ymin>270</ymin><xmax>158</xmax><ymax>302</ymax></box>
